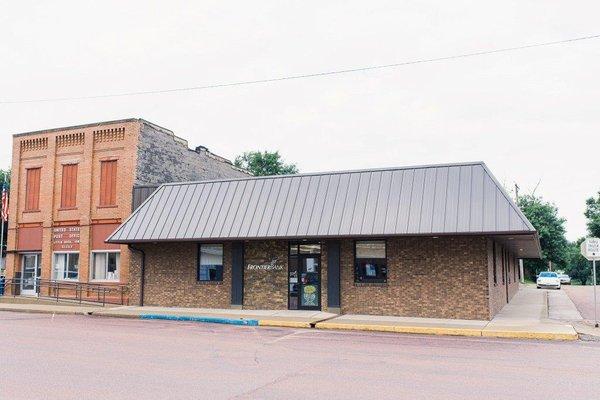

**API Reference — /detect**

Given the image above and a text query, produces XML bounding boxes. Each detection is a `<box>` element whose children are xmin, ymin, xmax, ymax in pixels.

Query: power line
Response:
<box><xmin>2</xmin><ymin>33</ymin><xmax>599</xmax><ymax>104</ymax></box>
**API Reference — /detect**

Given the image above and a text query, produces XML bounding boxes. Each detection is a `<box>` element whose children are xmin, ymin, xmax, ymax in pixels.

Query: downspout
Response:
<box><xmin>128</xmin><ymin>244</ymin><xmax>146</xmax><ymax>306</ymax></box>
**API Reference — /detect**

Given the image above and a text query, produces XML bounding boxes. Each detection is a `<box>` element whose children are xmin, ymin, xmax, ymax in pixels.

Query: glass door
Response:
<box><xmin>21</xmin><ymin>253</ymin><xmax>40</xmax><ymax>296</ymax></box>
<box><xmin>288</xmin><ymin>243</ymin><xmax>321</xmax><ymax>310</ymax></box>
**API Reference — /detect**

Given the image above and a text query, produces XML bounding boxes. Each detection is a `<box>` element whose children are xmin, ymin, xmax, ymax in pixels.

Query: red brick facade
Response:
<box><xmin>5</xmin><ymin>119</ymin><xmax>247</xmax><ymax>296</ymax></box>
<box><xmin>129</xmin><ymin>236</ymin><xmax>520</xmax><ymax>320</ymax></box>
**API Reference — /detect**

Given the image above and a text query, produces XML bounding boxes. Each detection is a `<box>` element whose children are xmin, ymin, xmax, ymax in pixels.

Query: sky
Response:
<box><xmin>1</xmin><ymin>1</ymin><xmax>598</xmax><ymax>240</ymax></box>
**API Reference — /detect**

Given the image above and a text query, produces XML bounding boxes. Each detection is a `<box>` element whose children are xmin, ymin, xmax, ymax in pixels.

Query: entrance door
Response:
<box><xmin>21</xmin><ymin>254</ymin><xmax>40</xmax><ymax>296</ymax></box>
<box><xmin>288</xmin><ymin>243</ymin><xmax>321</xmax><ymax>310</ymax></box>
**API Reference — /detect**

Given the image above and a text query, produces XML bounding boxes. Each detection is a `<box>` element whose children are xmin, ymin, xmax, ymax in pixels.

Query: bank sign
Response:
<box><xmin>246</xmin><ymin>258</ymin><xmax>284</xmax><ymax>271</ymax></box>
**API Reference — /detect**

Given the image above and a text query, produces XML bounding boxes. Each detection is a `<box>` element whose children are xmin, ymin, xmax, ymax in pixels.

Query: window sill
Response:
<box><xmin>97</xmin><ymin>205</ymin><xmax>118</xmax><ymax>209</ymax></box>
<box><xmin>23</xmin><ymin>209</ymin><xmax>41</xmax><ymax>214</ymax></box>
<box><xmin>354</xmin><ymin>282</ymin><xmax>389</xmax><ymax>287</ymax></box>
<box><xmin>197</xmin><ymin>280</ymin><xmax>223</xmax><ymax>285</ymax></box>
<box><xmin>90</xmin><ymin>280</ymin><xmax>120</xmax><ymax>284</ymax></box>
<box><xmin>58</xmin><ymin>207</ymin><xmax>78</xmax><ymax>211</ymax></box>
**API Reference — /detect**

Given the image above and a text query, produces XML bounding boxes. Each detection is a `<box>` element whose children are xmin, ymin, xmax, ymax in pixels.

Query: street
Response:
<box><xmin>1</xmin><ymin>312</ymin><xmax>599</xmax><ymax>400</ymax></box>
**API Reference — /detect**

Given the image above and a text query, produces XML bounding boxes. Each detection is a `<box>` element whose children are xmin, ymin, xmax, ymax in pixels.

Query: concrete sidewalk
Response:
<box><xmin>482</xmin><ymin>286</ymin><xmax>578</xmax><ymax>340</ymax></box>
<box><xmin>0</xmin><ymin>286</ymin><xmax>579</xmax><ymax>340</ymax></box>
<box><xmin>316</xmin><ymin>286</ymin><xmax>578</xmax><ymax>340</ymax></box>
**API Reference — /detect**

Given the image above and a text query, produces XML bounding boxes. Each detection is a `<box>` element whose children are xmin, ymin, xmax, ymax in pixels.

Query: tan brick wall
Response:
<box><xmin>129</xmin><ymin>242</ymin><xmax>231</xmax><ymax>308</ymax></box>
<box><xmin>340</xmin><ymin>236</ymin><xmax>490</xmax><ymax>320</ymax></box>
<box><xmin>487</xmin><ymin>239</ymin><xmax>520</xmax><ymax>318</ymax></box>
<box><xmin>126</xmin><ymin>236</ymin><xmax>512</xmax><ymax>319</ymax></box>
<box><xmin>243</xmin><ymin>240</ymin><xmax>288</xmax><ymax>310</ymax></box>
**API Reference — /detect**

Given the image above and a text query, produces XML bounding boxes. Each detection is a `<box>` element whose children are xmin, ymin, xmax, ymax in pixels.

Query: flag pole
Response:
<box><xmin>0</xmin><ymin>176</ymin><xmax>5</xmax><ymax>270</ymax></box>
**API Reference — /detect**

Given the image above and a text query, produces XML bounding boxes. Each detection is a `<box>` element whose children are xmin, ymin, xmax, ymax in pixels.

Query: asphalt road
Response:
<box><xmin>563</xmin><ymin>285</ymin><xmax>600</xmax><ymax>321</ymax></box>
<box><xmin>1</xmin><ymin>311</ymin><xmax>599</xmax><ymax>400</ymax></box>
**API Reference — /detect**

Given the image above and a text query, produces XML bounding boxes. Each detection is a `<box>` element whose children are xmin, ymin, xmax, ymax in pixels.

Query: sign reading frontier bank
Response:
<box><xmin>246</xmin><ymin>259</ymin><xmax>284</xmax><ymax>271</ymax></box>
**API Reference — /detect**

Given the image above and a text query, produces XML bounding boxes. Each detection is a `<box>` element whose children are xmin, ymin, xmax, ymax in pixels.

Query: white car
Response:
<box><xmin>536</xmin><ymin>272</ymin><xmax>561</xmax><ymax>290</ymax></box>
<box><xmin>558</xmin><ymin>274</ymin><xmax>571</xmax><ymax>285</ymax></box>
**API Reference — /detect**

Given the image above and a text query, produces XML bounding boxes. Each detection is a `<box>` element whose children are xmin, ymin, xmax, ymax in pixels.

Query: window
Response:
<box><xmin>99</xmin><ymin>160</ymin><xmax>117</xmax><ymax>206</ymax></box>
<box><xmin>52</xmin><ymin>252</ymin><xmax>79</xmax><ymax>280</ymax></box>
<box><xmin>92</xmin><ymin>251</ymin><xmax>120</xmax><ymax>281</ymax></box>
<box><xmin>61</xmin><ymin>164</ymin><xmax>78</xmax><ymax>208</ymax></box>
<box><xmin>198</xmin><ymin>244</ymin><xmax>223</xmax><ymax>282</ymax></box>
<box><xmin>355</xmin><ymin>240</ymin><xmax>387</xmax><ymax>283</ymax></box>
<box><xmin>25</xmin><ymin>167</ymin><xmax>41</xmax><ymax>211</ymax></box>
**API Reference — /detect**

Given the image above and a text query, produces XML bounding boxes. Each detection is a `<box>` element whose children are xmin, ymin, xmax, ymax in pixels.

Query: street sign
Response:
<box><xmin>580</xmin><ymin>237</ymin><xmax>600</xmax><ymax>261</ymax></box>
<box><xmin>581</xmin><ymin>237</ymin><xmax>600</xmax><ymax>328</ymax></box>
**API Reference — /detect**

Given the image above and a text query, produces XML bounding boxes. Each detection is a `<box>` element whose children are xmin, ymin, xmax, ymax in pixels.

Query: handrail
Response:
<box><xmin>0</xmin><ymin>278</ymin><xmax>129</xmax><ymax>307</ymax></box>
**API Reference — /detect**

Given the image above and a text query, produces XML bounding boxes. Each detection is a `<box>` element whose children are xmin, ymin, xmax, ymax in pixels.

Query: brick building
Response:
<box><xmin>108</xmin><ymin>162</ymin><xmax>540</xmax><ymax>320</ymax></box>
<box><xmin>5</xmin><ymin>118</ymin><xmax>248</xmax><ymax>297</ymax></box>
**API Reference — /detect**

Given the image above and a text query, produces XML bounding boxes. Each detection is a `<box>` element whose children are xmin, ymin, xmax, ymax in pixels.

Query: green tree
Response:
<box><xmin>517</xmin><ymin>194</ymin><xmax>569</xmax><ymax>276</ymax></box>
<box><xmin>234</xmin><ymin>151</ymin><xmax>298</xmax><ymax>176</ymax></box>
<box><xmin>584</xmin><ymin>191</ymin><xmax>600</xmax><ymax>238</ymax></box>
<box><xmin>565</xmin><ymin>238</ymin><xmax>591</xmax><ymax>285</ymax></box>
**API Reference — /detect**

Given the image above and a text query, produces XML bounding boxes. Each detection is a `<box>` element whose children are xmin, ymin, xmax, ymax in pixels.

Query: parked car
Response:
<box><xmin>536</xmin><ymin>272</ymin><xmax>561</xmax><ymax>290</ymax></box>
<box><xmin>558</xmin><ymin>274</ymin><xmax>571</xmax><ymax>285</ymax></box>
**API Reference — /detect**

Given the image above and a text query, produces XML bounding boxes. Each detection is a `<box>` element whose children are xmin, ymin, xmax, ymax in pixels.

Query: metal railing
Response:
<box><xmin>1</xmin><ymin>278</ymin><xmax>129</xmax><ymax>306</ymax></box>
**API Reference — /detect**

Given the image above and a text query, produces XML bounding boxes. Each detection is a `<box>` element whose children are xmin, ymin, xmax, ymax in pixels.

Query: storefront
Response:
<box><xmin>108</xmin><ymin>162</ymin><xmax>541</xmax><ymax>320</ymax></box>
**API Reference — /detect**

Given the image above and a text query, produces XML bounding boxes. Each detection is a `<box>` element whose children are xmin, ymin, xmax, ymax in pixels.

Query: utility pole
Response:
<box><xmin>514</xmin><ymin>183</ymin><xmax>520</xmax><ymax>202</ymax></box>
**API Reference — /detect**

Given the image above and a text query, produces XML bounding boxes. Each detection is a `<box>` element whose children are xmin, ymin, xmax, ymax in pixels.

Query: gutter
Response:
<box><xmin>128</xmin><ymin>245</ymin><xmax>146</xmax><ymax>306</ymax></box>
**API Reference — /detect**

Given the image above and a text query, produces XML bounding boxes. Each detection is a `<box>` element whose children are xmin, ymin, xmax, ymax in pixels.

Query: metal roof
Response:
<box><xmin>108</xmin><ymin>162</ymin><xmax>539</xmax><ymax>255</ymax></box>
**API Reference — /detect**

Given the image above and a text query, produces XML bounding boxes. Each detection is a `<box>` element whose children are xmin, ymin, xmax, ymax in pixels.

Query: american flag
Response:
<box><xmin>1</xmin><ymin>179</ymin><xmax>8</xmax><ymax>222</ymax></box>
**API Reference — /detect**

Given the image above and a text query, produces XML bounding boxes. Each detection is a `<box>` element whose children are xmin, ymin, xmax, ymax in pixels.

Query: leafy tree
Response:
<box><xmin>517</xmin><ymin>194</ymin><xmax>569</xmax><ymax>276</ymax></box>
<box><xmin>565</xmin><ymin>238</ymin><xmax>591</xmax><ymax>285</ymax></box>
<box><xmin>585</xmin><ymin>192</ymin><xmax>600</xmax><ymax>238</ymax></box>
<box><xmin>234</xmin><ymin>151</ymin><xmax>298</xmax><ymax>176</ymax></box>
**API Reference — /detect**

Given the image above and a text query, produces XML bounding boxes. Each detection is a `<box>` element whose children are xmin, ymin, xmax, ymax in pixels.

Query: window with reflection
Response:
<box><xmin>198</xmin><ymin>244</ymin><xmax>223</xmax><ymax>282</ymax></box>
<box><xmin>355</xmin><ymin>240</ymin><xmax>387</xmax><ymax>283</ymax></box>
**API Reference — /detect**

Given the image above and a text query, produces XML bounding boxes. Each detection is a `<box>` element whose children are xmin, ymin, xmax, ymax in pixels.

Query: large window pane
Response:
<box><xmin>107</xmin><ymin>252</ymin><xmax>120</xmax><ymax>280</ymax></box>
<box><xmin>198</xmin><ymin>244</ymin><xmax>223</xmax><ymax>282</ymax></box>
<box><xmin>299</xmin><ymin>244</ymin><xmax>321</xmax><ymax>254</ymax></box>
<box><xmin>355</xmin><ymin>241</ymin><xmax>387</xmax><ymax>283</ymax></box>
<box><xmin>53</xmin><ymin>253</ymin><xmax>66</xmax><ymax>280</ymax></box>
<box><xmin>93</xmin><ymin>253</ymin><xmax>107</xmax><ymax>280</ymax></box>
<box><xmin>53</xmin><ymin>253</ymin><xmax>79</xmax><ymax>280</ymax></box>
<box><xmin>67</xmin><ymin>253</ymin><xmax>79</xmax><ymax>280</ymax></box>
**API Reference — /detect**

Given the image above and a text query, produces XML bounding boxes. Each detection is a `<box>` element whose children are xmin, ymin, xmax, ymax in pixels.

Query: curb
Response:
<box><xmin>482</xmin><ymin>329</ymin><xmax>578</xmax><ymax>341</ymax></box>
<box><xmin>258</xmin><ymin>320</ymin><xmax>312</xmax><ymax>328</ymax></box>
<box><xmin>315</xmin><ymin>322</ymin><xmax>483</xmax><ymax>337</ymax></box>
<box><xmin>139</xmin><ymin>314</ymin><xmax>259</xmax><ymax>326</ymax></box>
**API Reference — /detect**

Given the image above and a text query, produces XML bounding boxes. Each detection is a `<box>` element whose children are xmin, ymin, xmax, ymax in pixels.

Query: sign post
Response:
<box><xmin>581</xmin><ymin>238</ymin><xmax>600</xmax><ymax>328</ymax></box>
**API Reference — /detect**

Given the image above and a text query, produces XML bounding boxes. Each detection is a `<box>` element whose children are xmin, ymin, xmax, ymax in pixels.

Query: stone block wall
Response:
<box><xmin>134</xmin><ymin>122</ymin><xmax>249</xmax><ymax>186</ymax></box>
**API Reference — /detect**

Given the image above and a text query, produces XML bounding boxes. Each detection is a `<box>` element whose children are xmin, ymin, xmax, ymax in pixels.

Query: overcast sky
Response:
<box><xmin>1</xmin><ymin>1</ymin><xmax>598</xmax><ymax>240</ymax></box>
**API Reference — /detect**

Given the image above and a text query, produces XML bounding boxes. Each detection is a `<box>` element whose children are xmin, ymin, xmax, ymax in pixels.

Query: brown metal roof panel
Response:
<box><xmin>246</xmin><ymin>179</ymin><xmax>275</xmax><ymax>238</ymax></box>
<box><xmin>164</xmin><ymin>184</ymin><xmax>196</xmax><ymax>239</ymax></box>
<box><xmin>395</xmin><ymin>169</ymin><xmax>415</xmax><ymax>234</ymax></box>
<box><xmin>150</xmin><ymin>185</ymin><xmax>183</xmax><ymax>240</ymax></box>
<box><xmin>256</xmin><ymin>179</ymin><xmax>284</xmax><ymax>237</ymax></box>
<box><xmin>181</xmin><ymin>183</ymin><xmax>211</xmax><ymax>238</ymax></box>
<box><xmin>266</xmin><ymin>178</ymin><xmax>294</xmax><ymax>237</ymax></box>
<box><xmin>206</xmin><ymin>181</ymin><xmax>239</xmax><ymax>238</ymax></box>
<box><xmin>382</xmin><ymin>170</ymin><xmax>404</xmax><ymax>234</ymax></box>
<box><xmin>350</xmin><ymin>172</ymin><xmax>372</xmax><ymax>235</ymax></box>
<box><xmin>482</xmin><ymin>174</ymin><xmax>498</xmax><ymax>232</ymax></box>
<box><xmin>314</xmin><ymin>174</ymin><xmax>340</xmax><ymax>236</ymax></box>
<box><xmin>456</xmin><ymin>165</ymin><xmax>472</xmax><ymax>232</ymax></box>
<box><xmin>238</xmin><ymin>179</ymin><xmax>268</xmax><ymax>238</ymax></box>
<box><xmin>431</xmin><ymin>167</ymin><xmax>449</xmax><ymax>233</ymax></box>
<box><xmin>190</xmin><ymin>182</ymin><xmax>224</xmax><ymax>238</ymax></box>
<box><xmin>469</xmin><ymin>165</ymin><xmax>485</xmax><ymax>232</ymax></box>
<box><xmin>326</xmin><ymin>173</ymin><xmax>351</xmax><ymax>235</ymax></box>
<box><xmin>302</xmin><ymin>175</ymin><xmax>330</xmax><ymax>236</ymax></box>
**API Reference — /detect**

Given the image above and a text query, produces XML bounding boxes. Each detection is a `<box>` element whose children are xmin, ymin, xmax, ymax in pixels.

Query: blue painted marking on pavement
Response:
<box><xmin>139</xmin><ymin>314</ymin><xmax>259</xmax><ymax>326</ymax></box>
